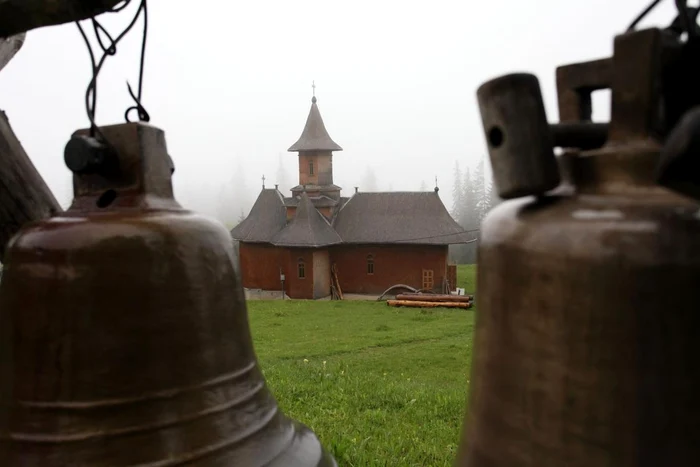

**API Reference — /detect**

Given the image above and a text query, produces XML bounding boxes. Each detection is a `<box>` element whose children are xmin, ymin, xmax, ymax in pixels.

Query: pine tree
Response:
<box><xmin>275</xmin><ymin>153</ymin><xmax>291</xmax><ymax>193</ymax></box>
<box><xmin>451</xmin><ymin>161</ymin><xmax>463</xmax><ymax>219</ymax></box>
<box><xmin>473</xmin><ymin>157</ymin><xmax>490</xmax><ymax>222</ymax></box>
<box><xmin>460</xmin><ymin>167</ymin><xmax>477</xmax><ymax>229</ymax></box>
<box><xmin>362</xmin><ymin>166</ymin><xmax>378</xmax><ymax>192</ymax></box>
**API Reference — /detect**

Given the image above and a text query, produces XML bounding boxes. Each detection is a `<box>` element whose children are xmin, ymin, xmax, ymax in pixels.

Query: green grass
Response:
<box><xmin>248</xmin><ymin>287</ymin><xmax>476</xmax><ymax>466</ymax></box>
<box><xmin>456</xmin><ymin>264</ymin><xmax>476</xmax><ymax>293</ymax></box>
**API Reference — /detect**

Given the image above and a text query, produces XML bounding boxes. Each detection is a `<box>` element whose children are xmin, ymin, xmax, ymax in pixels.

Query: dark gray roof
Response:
<box><xmin>288</xmin><ymin>97</ymin><xmax>343</xmax><ymax>152</ymax></box>
<box><xmin>230</xmin><ymin>189</ymin><xmax>287</xmax><ymax>242</ymax></box>
<box><xmin>284</xmin><ymin>195</ymin><xmax>338</xmax><ymax>208</ymax></box>
<box><xmin>330</xmin><ymin>197</ymin><xmax>351</xmax><ymax>224</ymax></box>
<box><xmin>333</xmin><ymin>192</ymin><xmax>472</xmax><ymax>245</ymax></box>
<box><xmin>291</xmin><ymin>184</ymin><xmax>342</xmax><ymax>192</ymax></box>
<box><xmin>271</xmin><ymin>193</ymin><xmax>342</xmax><ymax>247</ymax></box>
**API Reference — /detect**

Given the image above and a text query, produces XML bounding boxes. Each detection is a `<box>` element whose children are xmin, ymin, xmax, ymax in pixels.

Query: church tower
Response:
<box><xmin>288</xmin><ymin>89</ymin><xmax>342</xmax><ymax>201</ymax></box>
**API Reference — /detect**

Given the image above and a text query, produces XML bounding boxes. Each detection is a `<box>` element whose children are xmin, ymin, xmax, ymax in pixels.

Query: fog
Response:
<box><xmin>0</xmin><ymin>0</ymin><xmax>680</xmax><ymax>227</ymax></box>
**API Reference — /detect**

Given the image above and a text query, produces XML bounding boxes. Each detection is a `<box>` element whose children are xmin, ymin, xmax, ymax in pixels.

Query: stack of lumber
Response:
<box><xmin>387</xmin><ymin>293</ymin><xmax>474</xmax><ymax>310</ymax></box>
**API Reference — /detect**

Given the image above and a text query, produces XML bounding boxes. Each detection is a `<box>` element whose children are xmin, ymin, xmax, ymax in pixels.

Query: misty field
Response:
<box><xmin>247</xmin><ymin>265</ymin><xmax>477</xmax><ymax>466</ymax></box>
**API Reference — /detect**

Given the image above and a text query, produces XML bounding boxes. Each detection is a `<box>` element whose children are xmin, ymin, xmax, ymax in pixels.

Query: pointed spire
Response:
<box><xmin>288</xmin><ymin>88</ymin><xmax>343</xmax><ymax>152</ymax></box>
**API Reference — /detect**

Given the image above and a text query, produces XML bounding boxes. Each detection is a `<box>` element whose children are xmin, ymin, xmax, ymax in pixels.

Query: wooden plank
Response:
<box><xmin>0</xmin><ymin>0</ymin><xmax>124</xmax><ymax>38</ymax></box>
<box><xmin>0</xmin><ymin>111</ymin><xmax>62</xmax><ymax>260</ymax></box>
<box><xmin>331</xmin><ymin>263</ymin><xmax>343</xmax><ymax>300</ymax></box>
<box><xmin>387</xmin><ymin>300</ymin><xmax>471</xmax><ymax>309</ymax></box>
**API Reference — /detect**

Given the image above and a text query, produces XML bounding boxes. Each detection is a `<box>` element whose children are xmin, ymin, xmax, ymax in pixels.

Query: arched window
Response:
<box><xmin>367</xmin><ymin>254</ymin><xmax>374</xmax><ymax>275</ymax></box>
<box><xmin>308</xmin><ymin>160</ymin><xmax>314</xmax><ymax>175</ymax></box>
<box><xmin>297</xmin><ymin>258</ymin><xmax>306</xmax><ymax>279</ymax></box>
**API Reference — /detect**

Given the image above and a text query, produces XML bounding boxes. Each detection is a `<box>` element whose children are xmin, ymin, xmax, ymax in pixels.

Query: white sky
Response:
<box><xmin>0</xmin><ymin>0</ymin><xmax>682</xmax><ymax>226</ymax></box>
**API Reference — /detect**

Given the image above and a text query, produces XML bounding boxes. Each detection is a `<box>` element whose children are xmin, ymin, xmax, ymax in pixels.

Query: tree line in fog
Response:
<box><xmin>448</xmin><ymin>156</ymin><xmax>500</xmax><ymax>264</ymax></box>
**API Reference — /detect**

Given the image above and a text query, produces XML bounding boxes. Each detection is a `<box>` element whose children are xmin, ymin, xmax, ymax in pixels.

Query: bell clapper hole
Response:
<box><xmin>488</xmin><ymin>126</ymin><xmax>504</xmax><ymax>148</ymax></box>
<box><xmin>591</xmin><ymin>89</ymin><xmax>611</xmax><ymax>123</ymax></box>
<box><xmin>96</xmin><ymin>189</ymin><xmax>118</xmax><ymax>208</ymax></box>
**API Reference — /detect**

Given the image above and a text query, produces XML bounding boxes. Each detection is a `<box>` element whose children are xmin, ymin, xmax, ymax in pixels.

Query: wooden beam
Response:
<box><xmin>0</xmin><ymin>110</ymin><xmax>62</xmax><ymax>261</ymax></box>
<box><xmin>0</xmin><ymin>0</ymin><xmax>124</xmax><ymax>38</ymax></box>
<box><xmin>387</xmin><ymin>300</ymin><xmax>472</xmax><ymax>309</ymax></box>
<box><xmin>395</xmin><ymin>294</ymin><xmax>472</xmax><ymax>303</ymax></box>
<box><xmin>0</xmin><ymin>33</ymin><xmax>25</xmax><ymax>73</ymax></box>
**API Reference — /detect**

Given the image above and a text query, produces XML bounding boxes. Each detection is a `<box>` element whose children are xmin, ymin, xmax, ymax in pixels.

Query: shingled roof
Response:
<box><xmin>333</xmin><ymin>192</ymin><xmax>472</xmax><ymax>245</ymax></box>
<box><xmin>271</xmin><ymin>193</ymin><xmax>342</xmax><ymax>247</ymax></box>
<box><xmin>284</xmin><ymin>195</ymin><xmax>339</xmax><ymax>208</ymax></box>
<box><xmin>288</xmin><ymin>97</ymin><xmax>343</xmax><ymax>152</ymax></box>
<box><xmin>230</xmin><ymin>189</ymin><xmax>287</xmax><ymax>243</ymax></box>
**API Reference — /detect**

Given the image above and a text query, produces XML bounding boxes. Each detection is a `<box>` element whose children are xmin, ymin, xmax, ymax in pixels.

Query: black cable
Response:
<box><xmin>674</xmin><ymin>0</ymin><xmax>693</xmax><ymax>36</ymax></box>
<box><xmin>628</xmin><ymin>0</ymin><xmax>699</xmax><ymax>38</ymax></box>
<box><xmin>125</xmin><ymin>0</ymin><xmax>150</xmax><ymax>123</ymax></box>
<box><xmin>74</xmin><ymin>0</ymin><xmax>150</xmax><ymax>140</ymax></box>
<box><xmin>627</xmin><ymin>0</ymin><xmax>664</xmax><ymax>31</ymax></box>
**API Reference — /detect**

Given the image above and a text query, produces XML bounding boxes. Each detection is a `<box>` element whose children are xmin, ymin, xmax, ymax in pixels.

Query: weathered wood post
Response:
<box><xmin>1</xmin><ymin>30</ymin><xmax>62</xmax><ymax>261</ymax></box>
<box><xmin>0</xmin><ymin>112</ymin><xmax>62</xmax><ymax>260</ymax></box>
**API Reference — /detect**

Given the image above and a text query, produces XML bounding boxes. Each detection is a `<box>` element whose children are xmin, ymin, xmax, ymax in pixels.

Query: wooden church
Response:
<box><xmin>231</xmin><ymin>93</ymin><xmax>471</xmax><ymax>299</ymax></box>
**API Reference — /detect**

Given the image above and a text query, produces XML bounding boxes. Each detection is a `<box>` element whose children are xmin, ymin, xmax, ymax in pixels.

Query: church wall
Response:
<box><xmin>316</xmin><ymin>153</ymin><xmax>333</xmax><ymax>186</ymax></box>
<box><xmin>286</xmin><ymin>206</ymin><xmax>296</xmax><ymax>221</ymax></box>
<box><xmin>238</xmin><ymin>243</ymin><xmax>285</xmax><ymax>291</ymax></box>
<box><xmin>238</xmin><ymin>243</ymin><xmax>316</xmax><ymax>299</ymax></box>
<box><xmin>298</xmin><ymin>152</ymin><xmax>332</xmax><ymax>186</ymax></box>
<box><xmin>318</xmin><ymin>207</ymin><xmax>332</xmax><ymax>219</ymax></box>
<box><xmin>284</xmin><ymin>248</ymin><xmax>315</xmax><ymax>299</ymax></box>
<box><xmin>312</xmin><ymin>250</ymin><xmax>331</xmax><ymax>299</ymax></box>
<box><xmin>330</xmin><ymin>244</ymin><xmax>449</xmax><ymax>295</ymax></box>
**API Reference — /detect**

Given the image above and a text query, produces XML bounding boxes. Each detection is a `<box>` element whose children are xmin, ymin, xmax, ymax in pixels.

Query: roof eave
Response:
<box><xmin>272</xmin><ymin>240</ymin><xmax>343</xmax><ymax>248</ymax></box>
<box><xmin>287</xmin><ymin>144</ymin><xmax>343</xmax><ymax>152</ymax></box>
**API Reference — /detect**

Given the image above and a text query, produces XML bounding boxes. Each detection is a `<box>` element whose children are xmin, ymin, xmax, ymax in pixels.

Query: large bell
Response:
<box><xmin>456</xmin><ymin>27</ymin><xmax>700</xmax><ymax>466</ymax></box>
<box><xmin>0</xmin><ymin>122</ymin><xmax>336</xmax><ymax>466</ymax></box>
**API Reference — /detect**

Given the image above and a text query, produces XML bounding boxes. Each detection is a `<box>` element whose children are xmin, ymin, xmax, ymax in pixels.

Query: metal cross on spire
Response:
<box><xmin>312</xmin><ymin>80</ymin><xmax>316</xmax><ymax>98</ymax></box>
<box><xmin>262</xmin><ymin>174</ymin><xmax>266</xmax><ymax>189</ymax></box>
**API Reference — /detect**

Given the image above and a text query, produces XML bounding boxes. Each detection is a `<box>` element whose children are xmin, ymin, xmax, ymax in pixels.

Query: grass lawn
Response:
<box><xmin>247</xmin><ymin>264</ymin><xmax>477</xmax><ymax>466</ymax></box>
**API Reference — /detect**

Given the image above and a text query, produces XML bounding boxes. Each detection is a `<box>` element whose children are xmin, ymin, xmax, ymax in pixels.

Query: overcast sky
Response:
<box><xmin>0</xmin><ymin>0</ymin><xmax>681</xmax><ymax>226</ymax></box>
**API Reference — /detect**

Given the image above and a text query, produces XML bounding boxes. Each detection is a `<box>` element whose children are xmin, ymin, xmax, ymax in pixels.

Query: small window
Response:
<box><xmin>422</xmin><ymin>269</ymin><xmax>434</xmax><ymax>290</ymax></box>
<box><xmin>367</xmin><ymin>255</ymin><xmax>374</xmax><ymax>275</ymax></box>
<box><xmin>298</xmin><ymin>258</ymin><xmax>306</xmax><ymax>279</ymax></box>
<box><xmin>309</xmin><ymin>160</ymin><xmax>314</xmax><ymax>175</ymax></box>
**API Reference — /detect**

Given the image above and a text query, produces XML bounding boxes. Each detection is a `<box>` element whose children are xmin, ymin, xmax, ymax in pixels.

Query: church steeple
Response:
<box><xmin>288</xmin><ymin>86</ymin><xmax>342</xmax><ymax>201</ymax></box>
<box><xmin>287</xmin><ymin>93</ymin><xmax>343</xmax><ymax>152</ymax></box>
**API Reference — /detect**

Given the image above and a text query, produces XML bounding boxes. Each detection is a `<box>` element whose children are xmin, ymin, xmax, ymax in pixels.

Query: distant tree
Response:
<box><xmin>419</xmin><ymin>180</ymin><xmax>427</xmax><ymax>191</ymax></box>
<box><xmin>451</xmin><ymin>161</ymin><xmax>463</xmax><ymax>219</ymax></box>
<box><xmin>460</xmin><ymin>166</ymin><xmax>477</xmax><ymax>229</ymax></box>
<box><xmin>215</xmin><ymin>185</ymin><xmax>236</xmax><ymax>228</ymax></box>
<box><xmin>362</xmin><ymin>166</ymin><xmax>378</xmax><ymax>192</ymax></box>
<box><xmin>275</xmin><ymin>153</ymin><xmax>292</xmax><ymax>193</ymax></box>
<box><xmin>473</xmin><ymin>157</ymin><xmax>490</xmax><ymax>222</ymax></box>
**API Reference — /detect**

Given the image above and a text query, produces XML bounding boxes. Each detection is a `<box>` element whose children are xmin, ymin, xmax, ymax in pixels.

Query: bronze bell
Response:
<box><xmin>0</xmin><ymin>122</ymin><xmax>336</xmax><ymax>466</ymax></box>
<box><xmin>457</xmin><ymin>27</ymin><xmax>700</xmax><ymax>466</ymax></box>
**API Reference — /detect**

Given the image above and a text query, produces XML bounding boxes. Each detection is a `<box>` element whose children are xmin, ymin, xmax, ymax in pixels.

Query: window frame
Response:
<box><xmin>366</xmin><ymin>254</ymin><xmax>375</xmax><ymax>275</ymax></box>
<box><xmin>298</xmin><ymin>258</ymin><xmax>306</xmax><ymax>279</ymax></box>
<box><xmin>308</xmin><ymin>160</ymin><xmax>314</xmax><ymax>175</ymax></box>
<box><xmin>422</xmin><ymin>269</ymin><xmax>434</xmax><ymax>290</ymax></box>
